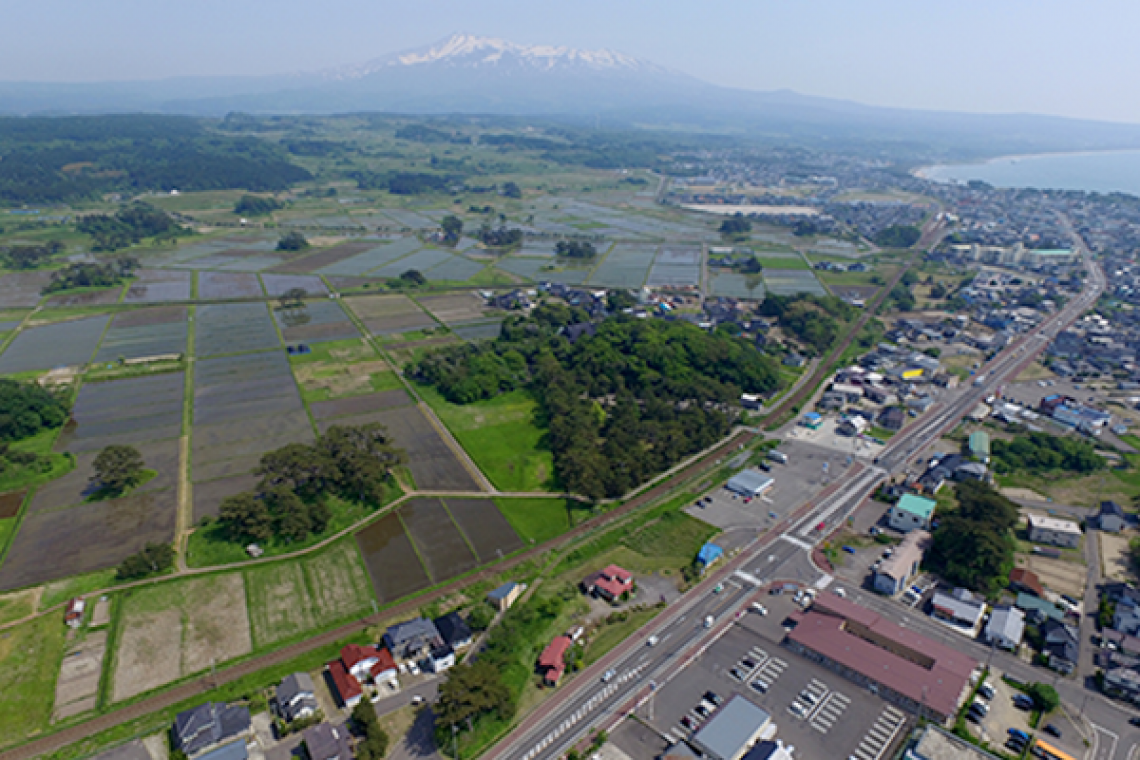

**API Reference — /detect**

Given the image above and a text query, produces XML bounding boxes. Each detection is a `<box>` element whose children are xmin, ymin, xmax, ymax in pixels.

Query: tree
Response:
<box><xmin>0</xmin><ymin>378</ymin><xmax>69</xmax><ymax>441</ymax></box>
<box><xmin>219</xmin><ymin>492</ymin><xmax>273</xmax><ymax>543</ymax></box>
<box><xmin>873</xmin><ymin>224</ymin><xmax>922</xmax><ymax>248</ymax></box>
<box><xmin>467</xmin><ymin>603</ymin><xmax>495</xmax><ymax>631</ymax></box>
<box><xmin>278</xmin><ymin>287</ymin><xmax>307</xmax><ymax>310</ymax></box>
<box><xmin>719</xmin><ymin>215</ymin><xmax>752</xmax><ymax>238</ymax></box>
<box><xmin>351</xmin><ymin>700</ymin><xmax>390</xmax><ymax>760</ymax></box>
<box><xmin>889</xmin><ymin>284</ymin><xmax>916</xmax><ymax>312</ymax></box>
<box><xmin>234</xmin><ymin>195</ymin><xmax>281</xmax><ymax>217</ymax></box>
<box><xmin>440</xmin><ymin>215</ymin><xmax>463</xmax><ymax>244</ymax></box>
<box><xmin>435</xmin><ymin>659</ymin><xmax>513</xmax><ymax>728</ymax></box>
<box><xmin>1026</xmin><ymin>682</ymin><xmax>1060</xmax><ymax>713</ymax></box>
<box><xmin>606</xmin><ymin>290</ymin><xmax>637</xmax><ymax>312</ymax></box>
<box><xmin>394</xmin><ymin>269</ymin><xmax>426</xmax><ymax>288</ymax></box>
<box><xmin>501</xmin><ymin>181</ymin><xmax>522</xmax><ymax>199</ymax></box>
<box><xmin>277</xmin><ymin>231</ymin><xmax>309</xmax><ymax>251</ymax></box>
<box><xmin>554</xmin><ymin>240</ymin><xmax>597</xmax><ymax>259</ymax></box>
<box><xmin>925</xmin><ymin>481</ymin><xmax>1017</xmax><ymax>594</ymax></box>
<box><xmin>91</xmin><ymin>444</ymin><xmax>145</xmax><ymax>497</ymax></box>
<box><xmin>116</xmin><ymin>543</ymin><xmax>175</xmax><ymax>580</ymax></box>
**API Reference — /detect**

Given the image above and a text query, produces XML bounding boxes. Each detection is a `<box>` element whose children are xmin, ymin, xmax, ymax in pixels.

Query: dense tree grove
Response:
<box><xmin>91</xmin><ymin>444</ymin><xmax>146</xmax><ymax>497</ymax></box>
<box><xmin>276</xmin><ymin>231</ymin><xmax>309</xmax><ymax>251</ymax></box>
<box><xmin>554</xmin><ymin>240</ymin><xmax>597</xmax><ymax>259</ymax></box>
<box><xmin>719</xmin><ymin>216</ymin><xmax>753</xmax><ymax>237</ymax></box>
<box><xmin>218</xmin><ymin>424</ymin><xmax>405</xmax><ymax>544</ymax></box>
<box><xmin>233</xmin><ymin>194</ymin><xmax>281</xmax><ymax>216</ymax></box>
<box><xmin>0</xmin><ymin>115</ymin><xmax>310</xmax><ymax>203</ymax></box>
<box><xmin>992</xmin><ymin>431</ymin><xmax>1104</xmax><ymax>475</ymax></box>
<box><xmin>43</xmin><ymin>257</ymin><xmax>138</xmax><ymax>293</ymax></box>
<box><xmin>116</xmin><ymin>542</ymin><xmax>175</xmax><ymax>581</ymax></box>
<box><xmin>925</xmin><ymin>480</ymin><xmax>1018</xmax><ymax>594</ymax></box>
<box><xmin>350</xmin><ymin>700</ymin><xmax>390</xmax><ymax>760</ymax></box>
<box><xmin>873</xmin><ymin>224</ymin><xmax>922</xmax><ymax>248</ymax></box>
<box><xmin>77</xmin><ymin>203</ymin><xmax>184</xmax><ymax>251</ymax></box>
<box><xmin>0</xmin><ymin>241</ymin><xmax>61</xmax><ymax>269</ymax></box>
<box><xmin>440</xmin><ymin>215</ymin><xmax>463</xmax><ymax>244</ymax></box>
<box><xmin>411</xmin><ymin>306</ymin><xmax>781</xmax><ymax>500</ymax></box>
<box><xmin>0</xmin><ymin>378</ymin><xmax>69</xmax><ymax>441</ymax></box>
<box><xmin>757</xmin><ymin>294</ymin><xmax>856</xmax><ymax>355</ymax></box>
<box><xmin>478</xmin><ymin>223</ymin><xmax>523</xmax><ymax>249</ymax></box>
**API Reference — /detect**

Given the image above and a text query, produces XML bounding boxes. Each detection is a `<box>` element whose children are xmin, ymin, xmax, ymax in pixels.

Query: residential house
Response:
<box><xmin>341</xmin><ymin>644</ymin><xmax>381</xmax><ymax>681</ymax></box>
<box><xmin>172</xmin><ymin>703</ymin><xmax>252</xmax><ymax>758</ymax></box>
<box><xmin>65</xmin><ymin>598</ymin><xmax>85</xmax><ymax>628</ymax></box>
<box><xmin>538</xmin><ymin>635</ymin><xmax>573</xmax><ymax>686</ymax></box>
<box><xmin>1009</xmin><ymin>568</ymin><xmax>1045</xmax><ymax>597</ymax></box>
<box><xmin>1027</xmin><ymin>514</ymin><xmax>1082</xmax><ymax>548</ymax></box>
<box><xmin>326</xmin><ymin>644</ymin><xmax>397</xmax><ymax>708</ymax></box>
<box><xmin>1015</xmin><ymin>593</ymin><xmax>1065</xmax><ymax>625</ymax></box>
<box><xmin>426</xmin><ymin>643</ymin><xmax>456</xmax><ymax>673</ymax></box>
<box><xmin>434</xmin><ymin>612</ymin><xmax>473</xmax><ymax>651</ymax></box>
<box><xmin>838</xmin><ymin>416</ymin><xmax>869</xmax><ymax>437</ymax></box>
<box><xmin>327</xmin><ymin>661</ymin><xmax>363</xmax><ymax>708</ymax></box>
<box><xmin>275</xmin><ymin>673</ymin><xmax>318</xmax><ymax>723</ymax></box>
<box><xmin>930</xmin><ymin>588</ymin><xmax>986</xmax><ymax>634</ymax></box>
<box><xmin>888</xmin><ymin>494</ymin><xmax>936</xmax><ymax>533</ymax></box>
<box><xmin>1099</xmin><ymin>501</ymin><xmax>1127</xmax><ymax>533</ymax></box>
<box><xmin>487</xmin><ymin>581</ymin><xmax>523</xmax><ymax>612</ymax></box>
<box><xmin>301</xmin><ymin>723</ymin><xmax>353</xmax><ymax>760</ymax></box>
<box><xmin>984</xmin><ymin>606</ymin><xmax>1026</xmax><ymax>651</ymax></box>
<box><xmin>1043</xmin><ymin>620</ymin><xmax>1080</xmax><ymax>674</ymax></box>
<box><xmin>1114</xmin><ymin>593</ymin><xmax>1140</xmax><ymax>636</ymax></box>
<box><xmin>384</xmin><ymin>618</ymin><xmax>444</xmax><ymax>661</ymax></box>
<box><xmin>873</xmin><ymin>530</ymin><xmax>930</xmax><ymax>596</ymax></box>
<box><xmin>878</xmin><ymin>406</ymin><xmax>906</xmax><ymax>432</ymax></box>
<box><xmin>582</xmin><ymin>564</ymin><xmax>634</xmax><ymax>602</ymax></box>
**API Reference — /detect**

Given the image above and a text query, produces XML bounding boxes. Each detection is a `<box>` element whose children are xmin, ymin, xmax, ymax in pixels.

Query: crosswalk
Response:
<box><xmin>810</xmin><ymin>691</ymin><xmax>850</xmax><ymax>732</ymax></box>
<box><xmin>519</xmin><ymin>662</ymin><xmax>650</xmax><ymax>760</ymax></box>
<box><xmin>850</xmin><ymin>705</ymin><xmax>908</xmax><ymax>760</ymax></box>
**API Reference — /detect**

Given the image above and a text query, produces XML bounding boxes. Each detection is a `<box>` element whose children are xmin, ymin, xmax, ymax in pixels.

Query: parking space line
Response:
<box><xmin>852</xmin><ymin>706</ymin><xmax>908</xmax><ymax>760</ymax></box>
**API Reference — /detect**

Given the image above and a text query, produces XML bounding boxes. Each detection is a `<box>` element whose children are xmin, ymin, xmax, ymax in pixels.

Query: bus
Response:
<box><xmin>1033</xmin><ymin>738</ymin><xmax>1077</xmax><ymax>760</ymax></box>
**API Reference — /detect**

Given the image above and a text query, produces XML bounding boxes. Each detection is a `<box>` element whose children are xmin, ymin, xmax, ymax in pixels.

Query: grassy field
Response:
<box><xmin>0</xmin><ymin>586</ymin><xmax>37</xmax><ymax>626</ymax></box>
<box><xmin>288</xmin><ymin>338</ymin><xmax>399</xmax><ymax>403</ymax></box>
<box><xmin>0</xmin><ymin>429</ymin><xmax>74</xmax><ymax>494</ymax></box>
<box><xmin>244</xmin><ymin>538</ymin><xmax>373</xmax><ymax>648</ymax></box>
<box><xmin>0</xmin><ymin>516</ymin><xmax>15</xmax><ymax>559</ymax></box>
<box><xmin>0</xmin><ymin>613</ymin><xmax>67</xmax><ymax>750</ymax></box>
<box><xmin>40</xmin><ymin>568</ymin><xmax>117</xmax><ymax>612</ymax></box>
<box><xmin>584</xmin><ymin>605</ymin><xmax>661</xmax><ymax>667</ymax></box>
<box><xmin>495</xmin><ymin>497</ymin><xmax>580</xmax><ymax>545</ymax></box>
<box><xmin>186</xmin><ymin>492</ymin><xmax>385</xmax><ymax>568</ymax></box>
<box><xmin>756</xmin><ymin>256</ymin><xmax>809</xmax><ymax>271</ymax></box>
<box><xmin>418</xmin><ymin>385</ymin><xmax>555</xmax><ymax>492</ymax></box>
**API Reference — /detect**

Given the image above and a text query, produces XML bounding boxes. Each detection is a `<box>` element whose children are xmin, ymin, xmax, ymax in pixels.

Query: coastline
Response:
<box><xmin>913</xmin><ymin>147</ymin><xmax>1140</xmax><ymax>192</ymax></box>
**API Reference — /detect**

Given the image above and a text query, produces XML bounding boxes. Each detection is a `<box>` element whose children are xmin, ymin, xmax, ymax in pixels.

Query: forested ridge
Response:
<box><xmin>0</xmin><ymin>114</ymin><xmax>311</xmax><ymax>203</ymax></box>
<box><xmin>412</xmin><ymin>305</ymin><xmax>781</xmax><ymax>499</ymax></box>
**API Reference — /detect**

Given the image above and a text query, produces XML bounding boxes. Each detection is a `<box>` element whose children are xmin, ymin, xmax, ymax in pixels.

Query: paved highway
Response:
<box><xmin>488</xmin><ymin>223</ymin><xmax>1116</xmax><ymax>760</ymax></box>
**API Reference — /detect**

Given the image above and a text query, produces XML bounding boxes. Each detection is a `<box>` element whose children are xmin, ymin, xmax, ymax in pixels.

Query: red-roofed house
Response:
<box><xmin>786</xmin><ymin>592</ymin><xmax>978</xmax><ymax>722</ymax></box>
<box><xmin>1010</xmin><ymin>568</ymin><xmax>1045</xmax><ymax>598</ymax></box>
<box><xmin>538</xmin><ymin>635</ymin><xmax>573</xmax><ymax>685</ymax></box>
<box><xmin>369</xmin><ymin>647</ymin><xmax>398</xmax><ymax>684</ymax></box>
<box><xmin>582</xmin><ymin>564</ymin><xmax>634</xmax><ymax>602</ymax></box>
<box><xmin>341</xmin><ymin>644</ymin><xmax>381</xmax><ymax>681</ymax></box>
<box><xmin>328</xmin><ymin>660</ymin><xmax>363</xmax><ymax>708</ymax></box>
<box><xmin>65</xmin><ymin>598</ymin><xmax>85</xmax><ymax>628</ymax></box>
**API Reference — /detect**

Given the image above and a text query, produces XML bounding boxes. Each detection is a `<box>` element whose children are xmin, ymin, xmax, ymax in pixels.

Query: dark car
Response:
<box><xmin>1131</xmin><ymin>716</ymin><xmax>1140</xmax><ymax>727</ymax></box>
<box><xmin>741</xmin><ymin>658</ymin><xmax>757</xmax><ymax>670</ymax></box>
<box><xmin>680</xmin><ymin>716</ymin><xmax>695</xmax><ymax>731</ymax></box>
<box><xmin>1013</xmin><ymin>694</ymin><xmax>1035</xmax><ymax>710</ymax></box>
<box><xmin>704</xmin><ymin>691</ymin><xmax>723</xmax><ymax>706</ymax></box>
<box><xmin>1044</xmin><ymin>724</ymin><xmax>1061</xmax><ymax>738</ymax></box>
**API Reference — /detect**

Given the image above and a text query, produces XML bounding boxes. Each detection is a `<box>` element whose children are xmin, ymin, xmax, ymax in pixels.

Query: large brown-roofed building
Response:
<box><xmin>786</xmin><ymin>593</ymin><xmax>977</xmax><ymax>722</ymax></box>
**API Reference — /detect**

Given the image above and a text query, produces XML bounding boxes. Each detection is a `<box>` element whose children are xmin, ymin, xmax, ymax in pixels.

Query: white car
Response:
<box><xmin>647</xmin><ymin>635</ymin><xmax>659</xmax><ymax>647</ymax></box>
<box><xmin>602</xmin><ymin>669</ymin><xmax>616</xmax><ymax>682</ymax></box>
<box><xmin>834</xmin><ymin>587</ymin><xmax>847</xmax><ymax>598</ymax></box>
<box><xmin>752</xmin><ymin>603</ymin><xmax>768</xmax><ymax>616</ymax></box>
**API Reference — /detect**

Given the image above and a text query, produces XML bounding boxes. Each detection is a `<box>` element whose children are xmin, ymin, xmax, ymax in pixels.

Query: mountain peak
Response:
<box><xmin>321</xmin><ymin>33</ymin><xmax>666</xmax><ymax>80</ymax></box>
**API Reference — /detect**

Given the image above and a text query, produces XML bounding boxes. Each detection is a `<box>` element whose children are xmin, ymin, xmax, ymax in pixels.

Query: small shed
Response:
<box><xmin>1099</xmin><ymin>501</ymin><xmax>1126</xmax><ymax>533</ymax></box>
<box><xmin>697</xmin><ymin>543</ymin><xmax>724</xmax><ymax>570</ymax></box>
<box><xmin>968</xmin><ymin>431</ymin><xmax>991</xmax><ymax>463</ymax></box>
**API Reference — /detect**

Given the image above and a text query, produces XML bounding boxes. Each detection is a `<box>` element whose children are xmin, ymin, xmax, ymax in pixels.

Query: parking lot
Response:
<box><xmin>641</xmin><ymin>592</ymin><xmax>911</xmax><ymax>760</ymax></box>
<box><xmin>964</xmin><ymin>670</ymin><xmax>1085</xmax><ymax>759</ymax></box>
<box><xmin>685</xmin><ymin>440</ymin><xmax>854</xmax><ymax>533</ymax></box>
<box><xmin>784</xmin><ymin>416</ymin><xmax>886</xmax><ymax>459</ymax></box>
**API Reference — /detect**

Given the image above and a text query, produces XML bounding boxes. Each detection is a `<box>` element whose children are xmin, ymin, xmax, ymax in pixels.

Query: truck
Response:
<box><xmin>768</xmin><ymin>450</ymin><xmax>788</xmax><ymax>464</ymax></box>
<box><xmin>973</xmin><ymin>374</ymin><xmax>986</xmax><ymax>387</ymax></box>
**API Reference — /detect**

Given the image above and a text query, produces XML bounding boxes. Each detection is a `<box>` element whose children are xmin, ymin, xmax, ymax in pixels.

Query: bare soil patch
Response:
<box><xmin>269</xmin><ymin>240</ymin><xmax>375</xmax><ymax>274</ymax></box>
<box><xmin>418</xmin><ymin>293</ymin><xmax>492</xmax><ymax>324</ymax></box>
<box><xmin>1101</xmin><ymin>532</ymin><xmax>1135</xmax><ymax>583</ymax></box>
<box><xmin>53</xmin><ymin>629</ymin><xmax>107</xmax><ymax>721</ymax></box>
<box><xmin>295</xmin><ymin>359</ymin><xmax>391</xmax><ymax>400</ymax></box>
<box><xmin>181</xmin><ymin>574</ymin><xmax>252</xmax><ymax>674</ymax></box>
<box><xmin>310</xmin><ymin>390</ymin><xmax>411</xmax><ymax>420</ymax></box>
<box><xmin>246</xmin><ymin>563</ymin><xmax>313</xmax><ymax>648</ymax></box>
<box><xmin>112</xmin><ymin>607</ymin><xmax>182</xmax><ymax>702</ymax></box>
<box><xmin>1019</xmin><ymin>554</ymin><xmax>1088</xmax><ymax>599</ymax></box>
<box><xmin>0</xmin><ymin>490</ymin><xmax>25</xmax><ymax>518</ymax></box>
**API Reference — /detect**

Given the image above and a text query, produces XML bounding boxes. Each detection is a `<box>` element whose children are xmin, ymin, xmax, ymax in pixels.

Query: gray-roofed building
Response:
<box><xmin>383</xmin><ymin>618</ymin><xmax>443</xmax><ymax>660</ymax></box>
<box><xmin>905</xmin><ymin>724</ymin><xmax>1003</xmax><ymax>760</ymax></box>
<box><xmin>194</xmin><ymin>743</ymin><xmax>247</xmax><ymax>760</ymax></box>
<box><xmin>276</xmin><ymin>672</ymin><xmax>318</xmax><ymax>722</ymax></box>
<box><xmin>725</xmin><ymin>470</ymin><xmax>774</xmax><ymax>498</ymax></box>
<box><xmin>691</xmin><ymin>695</ymin><xmax>771</xmax><ymax>760</ymax></box>
<box><xmin>302</xmin><ymin>722</ymin><xmax>353</xmax><ymax>760</ymax></box>
<box><xmin>487</xmin><ymin>581</ymin><xmax>522</xmax><ymax>612</ymax></box>
<box><xmin>741</xmin><ymin>742</ymin><xmax>795</xmax><ymax>760</ymax></box>
<box><xmin>984</xmin><ymin>606</ymin><xmax>1025</xmax><ymax>651</ymax></box>
<box><xmin>930</xmin><ymin>588</ymin><xmax>986</xmax><ymax>634</ymax></box>
<box><xmin>873</xmin><ymin>530</ymin><xmax>929</xmax><ymax>596</ymax></box>
<box><xmin>434</xmin><ymin>611</ymin><xmax>473</xmax><ymax>650</ymax></box>
<box><xmin>1043</xmin><ymin>620</ymin><xmax>1080</xmax><ymax>674</ymax></box>
<box><xmin>172</xmin><ymin>702</ymin><xmax>252</xmax><ymax>758</ymax></box>
<box><xmin>1099</xmin><ymin>501</ymin><xmax>1127</xmax><ymax>533</ymax></box>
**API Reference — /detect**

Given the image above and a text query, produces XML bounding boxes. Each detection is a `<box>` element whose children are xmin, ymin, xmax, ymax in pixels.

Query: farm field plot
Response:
<box><xmin>356</xmin><ymin>512</ymin><xmax>432</xmax><ymax>604</ymax></box>
<box><xmin>419</xmin><ymin>386</ymin><xmax>552</xmax><ymax>492</ymax></box>
<box><xmin>324</xmin><ymin>404</ymin><xmax>479</xmax><ymax>492</ymax></box>
<box><xmin>318</xmin><ymin>238</ymin><xmax>423</xmax><ymax>277</ymax></box>
<box><xmin>303</xmin><ymin>539</ymin><xmax>373</xmax><ymax>624</ymax></box>
<box><xmin>44</xmin><ymin>287</ymin><xmax>124</xmax><ymax>308</ymax></box>
<box><xmin>647</xmin><ymin>245</ymin><xmax>701</xmax><ymax>288</ymax></box>
<box><xmin>198</xmin><ymin>271</ymin><xmax>263</xmax><ymax>300</ymax></box>
<box><xmin>93</xmin><ymin>306</ymin><xmax>187</xmax><ymax>362</ymax></box>
<box><xmin>497</xmin><ymin>257</ymin><xmax>552</xmax><ymax>280</ymax></box>
<box><xmin>444</xmin><ymin>498</ymin><xmax>525</xmax><ymax>562</ymax></box>
<box><xmin>424</xmin><ymin>255</ymin><xmax>485</xmax><ymax>282</ymax></box>
<box><xmin>289</xmin><ymin>340</ymin><xmax>396</xmax><ymax>402</ymax></box>
<box><xmin>381</xmin><ymin>209</ymin><xmax>437</xmax><ymax>229</ymax></box>
<box><xmin>0</xmin><ymin>487</ymin><xmax>177</xmax><ymax>591</ymax></box>
<box><xmin>0</xmin><ymin>315</ymin><xmax>108</xmax><ymax>374</ymax></box>
<box><xmin>495</xmin><ymin>497</ymin><xmax>576</xmax><ymax>545</ymax></box>
<box><xmin>123</xmin><ymin>269</ymin><xmax>192</xmax><ymax>303</ymax></box>
<box><xmin>183</xmin><ymin>251</ymin><xmax>284</xmax><ymax>272</ymax></box>
<box><xmin>417</xmin><ymin>293</ymin><xmax>495</xmax><ymax>324</ymax></box>
<box><xmin>0</xmin><ymin>614</ymin><xmax>66</xmax><ymax>751</ymax></box>
<box><xmin>111</xmin><ymin>574</ymin><xmax>251</xmax><ymax>703</ymax></box>
<box><xmin>195</xmin><ymin>302</ymin><xmax>280</xmax><ymax>356</ymax></box>
<box><xmin>452</xmin><ymin>321</ymin><xmax>503</xmax><ymax>342</ymax></box>
<box><xmin>29</xmin><ymin>438</ymin><xmax>178</xmax><ymax>515</ymax></box>
<box><xmin>269</xmin><ymin>239</ymin><xmax>378</xmax><ymax>274</ymax></box>
<box><xmin>0</xmin><ymin>271</ymin><xmax>51</xmax><ymax>308</ymax></box>
<box><xmin>261</xmin><ymin>273</ymin><xmax>328</xmax><ymax>297</ymax></box>
<box><xmin>587</xmin><ymin>244</ymin><xmax>652</xmax><ymax>288</ymax></box>
<box><xmin>764</xmin><ymin>269</ymin><xmax>827</xmax><ymax>296</ymax></box>
<box><xmin>343</xmin><ymin>293</ymin><xmax>436</xmax><ymax>335</ymax></box>
<box><xmin>52</xmin><ymin>628</ymin><xmax>107</xmax><ymax>720</ymax></box>
<box><xmin>310</xmin><ymin>390</ymin><xmax>412</xmax><ymax>420</ymax></box>
<box><xmin>192</xmin><ymin>472</ymin><xmax>260</xmax><ymax>521</ymax></box>
<box><xmin>399</xmin><ymin>498</ymin><xmax>478</xmax><ymax>582</ymax></box>
<box><xmin>368</xmin><ymin>247</ymin><xmax>454</xmax><ymax>278</ymax></box>
<box><xmin>711</xmin><ymin>272</ymin><xmax>766</xmax><ymax>299</ymax></box>
<box><xmin>62</xmin><ymin>372</ymin><xmax>184</xmax><ymax>451</ymax></box>
<box><xmin>274</xmin><ymin>299</ymin><xmax>360</xmax><ymax>344</ymax></box>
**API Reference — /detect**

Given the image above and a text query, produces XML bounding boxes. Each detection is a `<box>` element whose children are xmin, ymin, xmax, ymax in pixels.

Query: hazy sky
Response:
<box><xmin>6</xmin><ymin>0</ymin><xmax>1140</xmax><ymax>123</ymax></box>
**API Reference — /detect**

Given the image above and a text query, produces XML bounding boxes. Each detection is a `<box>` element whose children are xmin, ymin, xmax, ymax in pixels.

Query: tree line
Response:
<box><xmin>925</xmin><ymin>480</ymin><xmax>1017</xmax><ymax>595</ymax></box>
<box><xmin>77</xmin><ymin>203</ymin><xmax>186</xmax><ymax>251</ymax></box>
<box><xmin>756</xmin><ymin>293</ymin><xmax>857</xmax><ymax>356</ymax></box>
<box><xmin>992</xmin><ymin>431</ymin><xmax>1104</xmax><ymax>475</ymax></box>
<box><xmin>411</xmin><ymin>305</ymin><xmax>781</xmax><ymax>500</ymax></box>
<box><xmin>43</xmin><ymin>257</ymin><xmax>138</xmax><ymax>294</ymax></box>
<box><xmin>218</xmin><ymin>423</ymin><xmax>405</xmax><ymax>545</ymax></box>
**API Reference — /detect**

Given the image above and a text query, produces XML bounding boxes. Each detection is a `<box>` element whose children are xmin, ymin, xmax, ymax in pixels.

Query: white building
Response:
<box><xmin>1027</xmin><ymin>514</ymin><xmax>1082</xmax><ymax>548</ymax></box>
<box><xmin>725</xmin><ymin>470</ymin><xmax>775</xmax><ymax>498</ymax></box>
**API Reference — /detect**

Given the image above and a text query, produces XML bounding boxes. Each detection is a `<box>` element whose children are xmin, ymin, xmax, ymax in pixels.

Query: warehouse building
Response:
<box><xmin>725</xmin><ymin>470</ymin><xmax>775</xmax><ymax>498</ymax></box>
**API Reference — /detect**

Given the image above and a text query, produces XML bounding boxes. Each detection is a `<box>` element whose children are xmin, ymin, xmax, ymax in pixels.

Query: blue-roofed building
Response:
<box><xmin>697</xmin><ymin>543</ymin><xmax>724</xmax><ymax>571</ymax></box>
<box><xmin>801</xmin><ymin>412</ymin><xmax>823</xmax><ymax>429</ymax></box>
<box><xmin>487</xmin><ymin>581</ymin><xmax>523</xmax><ymax>612</ymax></box>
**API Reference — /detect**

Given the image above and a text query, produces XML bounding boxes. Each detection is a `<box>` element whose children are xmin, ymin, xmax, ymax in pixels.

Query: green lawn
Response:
<box><xmin>0</xmin><ymin>517</ymin><xmax>16</xmax><ymax>559</ymax></box>
<box><xmin>418</xmin><ymin>385</ymin><xmax>554</xmax><ymax>492</ymax></box>
<box><xmin>0</xmin><ymin>428</ymin><xmax>74</xmax><ymax>494</ymax></box>
<box><xmin>0</xmin><ymin>614</ymin><xmax>67</xmax><ymax>750</ymax></box>
<box><xmin>40</xmin><ymin>568</ymin><xmax>118</xmax><ymax>612</ymax></box>
<box><xmin>0</xmin><ymin>586</ymin><xmax>36</xmax><ymax>626</ymax></box>
<box><xmin>186</xmin><ymin>491</ymin><xmax>395</xmax><ymax>568</ymax></box>
<box><xmin>584</xmin><ymin>605</ymin><xmax>661</xmax><ymax>667</ymax></box>
<box><xmin>495</xmin><ymin>497</ymin><xmax>579</xmax><ymax>545</ymax></box>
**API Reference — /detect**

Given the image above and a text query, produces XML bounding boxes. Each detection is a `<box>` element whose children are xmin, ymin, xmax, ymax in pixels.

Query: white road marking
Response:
<box><xmin>780</xmin><ymin>534</ymin><xmax>812</xmax><ymax>549</ymax></box>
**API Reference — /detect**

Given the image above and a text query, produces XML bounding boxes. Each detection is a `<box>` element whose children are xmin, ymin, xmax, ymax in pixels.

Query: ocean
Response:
<box><xmin>921</xmin><ymin>150</ymin><xmax>1140</xmax><ymax>197</ymax></box>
